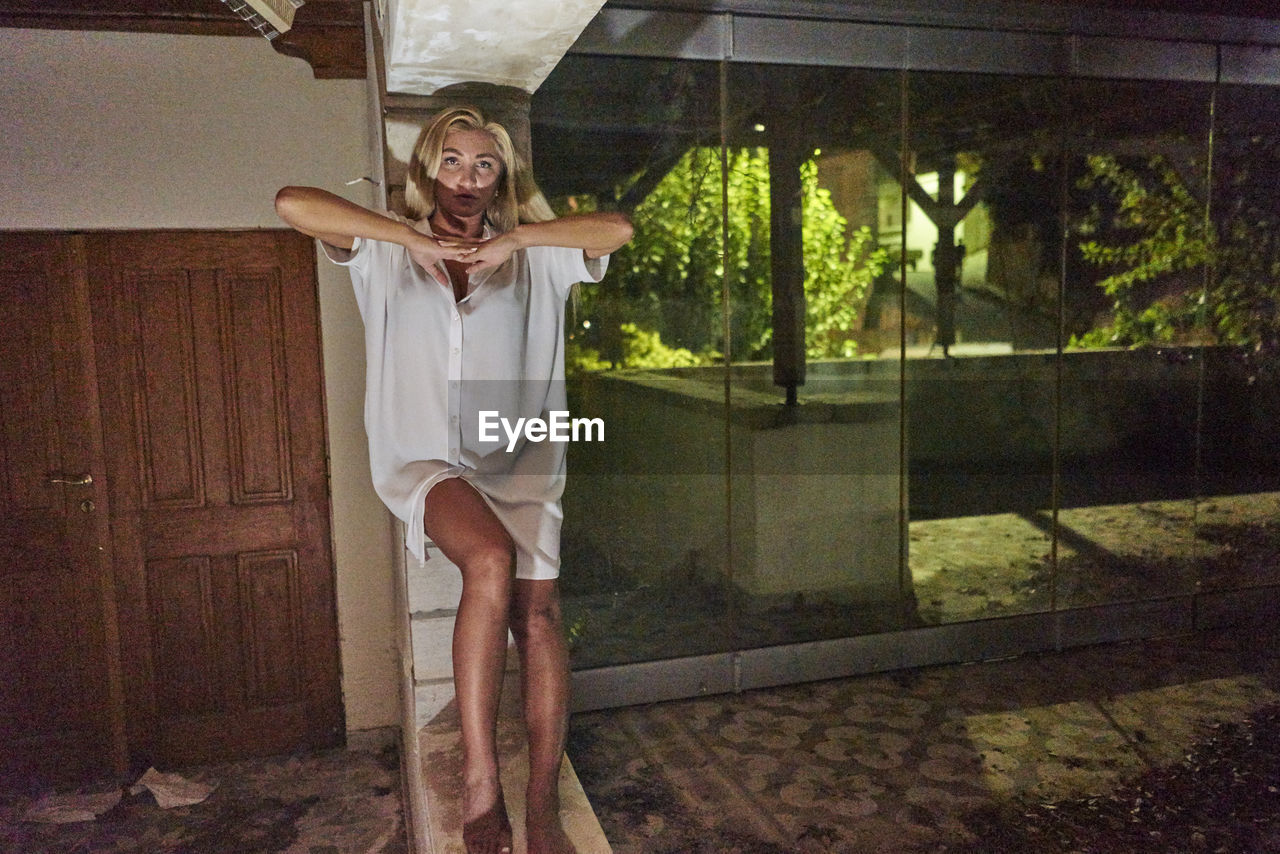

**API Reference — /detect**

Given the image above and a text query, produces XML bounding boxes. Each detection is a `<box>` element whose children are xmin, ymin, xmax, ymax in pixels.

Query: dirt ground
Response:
<box><xmin>910</xmin><ymin>492</ymin><xmax>1280</xmax><ymax>624</ymax></box>
<box><xmin>564</xmin><ymin>491</ymin><xmax>1280</xmax><ymax>668</ymax></box>
<box><xmin>953</xmin><ymin>704</ymin><xmax>1280</xmax><ymax>853</ymax></box>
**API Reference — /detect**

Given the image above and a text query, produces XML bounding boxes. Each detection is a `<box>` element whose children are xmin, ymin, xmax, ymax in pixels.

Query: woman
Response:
<box><xmin>276</xmin><ymin>106</ymin><xmax>632</xmax><ymax>854</ymax></box>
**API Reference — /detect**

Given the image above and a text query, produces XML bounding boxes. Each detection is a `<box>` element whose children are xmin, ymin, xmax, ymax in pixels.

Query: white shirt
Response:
<box><xmin>324</xmin><ymin>216</ymin><xmax>607</xmax><ymax>578</ymax></box>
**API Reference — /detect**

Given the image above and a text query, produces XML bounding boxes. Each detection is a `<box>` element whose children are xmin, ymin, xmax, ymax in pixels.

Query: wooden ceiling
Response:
<box><xmin>0</xmin><ymin>1</ymin><xmax>367</xmax><ymax>78</ymax></box>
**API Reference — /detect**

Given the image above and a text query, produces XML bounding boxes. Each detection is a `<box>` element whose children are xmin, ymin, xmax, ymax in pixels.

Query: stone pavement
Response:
<box><xmin>0</xmin><ymin>742</ymin><xmax>408</xmax><ymax>854</ymax></box>
<box><xmin>569</xmin><ymin>624</ymin><xmax>1280</xmax><ymax>853</ymax></box>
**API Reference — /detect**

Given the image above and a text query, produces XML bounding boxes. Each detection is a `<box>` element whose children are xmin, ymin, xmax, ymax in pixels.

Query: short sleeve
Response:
<box><xmin>532</xmin><ymin>246</ymin><xmax>610</xmax><ymax>300</ymax></box>
<box><xmin>317</xmin><ymin>208</ymin><xmax>409</xmax><ymax>272</ymax></box>
<box><xmin>318</xmin><ymin>236</ymin><xmax>366</xmax><ymax>268</ymax></box>
<box><xmin>583</xmin><ymin>253</ymin><xmax>609</xmax><ymax>284</ymax></box>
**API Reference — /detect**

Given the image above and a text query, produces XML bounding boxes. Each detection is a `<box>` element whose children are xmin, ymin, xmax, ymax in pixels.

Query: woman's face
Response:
<box><xmin>433</xmin><ymin>128</ymin><xmax>503</xmax><ymax>220</ymax></box>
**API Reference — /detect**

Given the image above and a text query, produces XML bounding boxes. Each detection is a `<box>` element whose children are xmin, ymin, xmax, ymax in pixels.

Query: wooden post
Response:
<box><xmin>933</xmin><ymin>160</ymin><xmax>959</xmax><ymax>354</ymax></box>
<box><xmin>769</xmin><ymin>127</ymin><xmax>807</xmax><ymax>404</ymax></box>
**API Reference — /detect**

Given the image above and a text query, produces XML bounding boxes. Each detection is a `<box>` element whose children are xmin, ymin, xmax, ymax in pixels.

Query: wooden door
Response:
<box><xmin>0</xmin><ymin>233</ymin><xmax>124</xmax><ymax>785</ymax></box>
<box><xmin>89</xmin><ymin>230</ymin><xmax>343</xmax><ymax>767</ymax></box>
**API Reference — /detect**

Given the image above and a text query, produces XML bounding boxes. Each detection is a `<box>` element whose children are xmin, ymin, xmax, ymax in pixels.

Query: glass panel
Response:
<box><xmin>722</xmin><ymin>62</ymin><xmax>909</xmax><ymax>648</ymax></box>
<box><xmin>901</xmin><ymin>71</ymin><xmax>1064</xmax><ymax>624</ymax></box>
<box><xmin>1057</xmin><ymin>78</ymin><xmax>1214</xmax><ymax>607</ymax></box>
<box><xmin>533</xmin><ymin>55</ymin><xmax>734</xmax><ymax>668</ymax></box>
<box><xmin>1196</xmin><ymin>81</ymin><xmax>1280</xmax><ymax>593</ymax></box>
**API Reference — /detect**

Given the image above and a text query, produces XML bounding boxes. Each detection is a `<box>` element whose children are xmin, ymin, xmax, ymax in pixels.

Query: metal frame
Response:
<box><xmin>573</xmin><ymin>587</ymin><xmax>1280</xmax><ymax>712</ymax></box>
<box><xmin>576</xmin><ymin>5</ymin><xmax>1280</xmax><ymax>84</ymax></box>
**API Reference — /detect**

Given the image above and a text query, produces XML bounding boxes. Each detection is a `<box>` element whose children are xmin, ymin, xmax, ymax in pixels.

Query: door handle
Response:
<box><xmin>48</xmin><ymin>472</ymin><xmax>94</xmax><ymax>486</ymax></box>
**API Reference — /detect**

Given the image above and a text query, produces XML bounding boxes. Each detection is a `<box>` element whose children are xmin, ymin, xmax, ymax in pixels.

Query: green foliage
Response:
<box><xmin>1072</xmin><ymin>146</ymin><xmax>1280</xmax><ymax>353</ymax></box>
<box><xmin>567</xmin><ymin>146</ymin><xmax>885</xmax><ymax>371</ymax></box>
<box><xmin>1072</xmin><ymin>154</ymin><xmax>1211</xmax><ymax>347</ymax></box>
<box><xmin>567</xmin><ymin>322</ymin><xmax>704</xmax><ymax>373</ymax></box>
<box><xmin>800</xmin><ymin>157</ymin><xmax>888</xmax><ymax>359</ymax></box>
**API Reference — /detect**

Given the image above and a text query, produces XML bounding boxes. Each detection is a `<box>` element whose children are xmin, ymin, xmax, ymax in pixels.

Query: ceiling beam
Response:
<box><xmin>0</xmin><ymin>0</ymin><xmax>366</xmax><ymax>78</ymax></box>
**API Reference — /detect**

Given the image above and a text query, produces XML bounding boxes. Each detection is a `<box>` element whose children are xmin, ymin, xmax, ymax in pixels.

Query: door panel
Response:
<box><xmin>0</xmin><ymin>233</ymin><xmax>122</xmax><ymax>785</ymax></box>
<box><xmin>90</xmin><ymin>230</ymin><xmax>342</xmax><ymax>767</ymax></box>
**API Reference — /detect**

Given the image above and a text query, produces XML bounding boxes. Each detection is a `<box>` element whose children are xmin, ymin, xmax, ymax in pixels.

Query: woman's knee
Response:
<box><xmin>457</xmin><ymin>544</ymin><xmax>516</xmax><ymax>615</ymax></box>
<box><xmin>510</xmin><ymin>581</ymin><xmax>563</xmax><ymax>641</ymax></box>
<box><xmin>458</xmin><ymin>541</ymin><xmax>517</xmax><ymax>593</ymax></box>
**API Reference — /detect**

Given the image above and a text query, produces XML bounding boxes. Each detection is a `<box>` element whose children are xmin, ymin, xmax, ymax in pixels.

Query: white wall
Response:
<box><xmin>0</xmin><ymin>28</ymin><xmax>400</xmax><ymax>733</ymax></box>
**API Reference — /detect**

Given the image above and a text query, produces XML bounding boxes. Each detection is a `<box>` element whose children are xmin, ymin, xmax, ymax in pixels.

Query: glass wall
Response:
<box><xmin>530</xmin><ymin>16</ymin><xmax>1280</xmax><ymax>701</ymax></box>
<box><xmin>1056</xmin><ymin>78</ymin><xmax>1214</xmax><ymax>608</ymax></box>
<box><xmin>1197</xmin><ymin>78</ymin><xmax>1280</xmax><ymax>594</ymax></box>
<box><xmin>718</xmin><ymin>62</ymin><xmax>907</xmax><ymax>651</ymax></box>
<box><xmin>531</xmin><ymin>54</ymin><xmax>733</xmax><ymax>669</ymax></box>
<box><xmin>902</xmin><ymin>71</ymin><xmax>1063</xmax><ymax>624</ymax></box>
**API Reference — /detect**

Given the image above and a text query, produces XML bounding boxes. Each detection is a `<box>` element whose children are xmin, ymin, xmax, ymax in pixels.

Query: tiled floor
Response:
<box><xmin>5</xmin><ymin>625</ymin><xmax>1277</xmax><ymax>854</ymax></box>
<box><xmin>0</xmin><ymin>744</ymin><xmax>408</xmax><ymax>854</ymax></box>
<box><xmin>6</xmin><ymin>488</ymin><xmax>1278</xmax><ymax>854</ymax></box>
<box><xmin>569</xmin><ymin>624</ymin><xmax>1280</xmax><ymax>853</ymax></box>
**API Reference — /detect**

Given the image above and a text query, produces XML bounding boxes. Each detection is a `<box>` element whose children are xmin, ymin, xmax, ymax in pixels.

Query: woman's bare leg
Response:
<box><xmin>424</xmin><ymin>478</ymin><xmax>515</xmax><ymax>854</ymax></box>
<box><xmin>510</xmin><ymin>579</ymin><xmax>576</xmax><ymax>854</ymax></box>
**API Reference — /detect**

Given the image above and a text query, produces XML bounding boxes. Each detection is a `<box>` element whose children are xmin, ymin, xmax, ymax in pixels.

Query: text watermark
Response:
<box><xmin>478</xmin><ymin>410</ymin><xmax>605</xmax><ymax>452</ymax></box>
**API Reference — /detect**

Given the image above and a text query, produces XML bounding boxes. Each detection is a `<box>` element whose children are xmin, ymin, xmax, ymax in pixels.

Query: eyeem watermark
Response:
<box><xmin>478</xmin><ymin>410</ymin><xmax>604</xmax><ymax>452</ymax></box>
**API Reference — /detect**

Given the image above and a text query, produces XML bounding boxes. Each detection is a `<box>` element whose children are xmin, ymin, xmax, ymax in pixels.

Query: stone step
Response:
<box><xmin>405</xmin><ymin>550</ymin><xmax>611</xmax><ymax>853</ymax></box>
<box><xmin>417</xmin><ymin>685</ymin><xmax>611</xmax><ymax>854</ymax></box>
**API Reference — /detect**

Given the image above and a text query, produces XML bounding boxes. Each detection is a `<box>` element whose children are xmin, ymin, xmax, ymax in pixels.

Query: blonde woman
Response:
<box><xmin>276</xmin><ymin>106</ymin><xmax>632</xmax><ymax>854</ymax></box>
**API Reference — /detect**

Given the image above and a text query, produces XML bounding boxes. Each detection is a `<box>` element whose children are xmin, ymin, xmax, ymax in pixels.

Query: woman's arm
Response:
<box><xmin>467</xmin><ymin>212</ymin><xmax>633</xmax><ymax>273</ymax></box>
<box><xmin>274</xmin><ymin>186</ymin><xmax>412</xmax><ymax>250</ymax></box>
<box><xmin>274</xmin><ymin>186</ymin><xmax>475</xmax><ymax>284</ymax></box>
<box><xmin>514</xmin><ymin>212</ymin><xmax>634</xmax><ymax>259</ymax></box>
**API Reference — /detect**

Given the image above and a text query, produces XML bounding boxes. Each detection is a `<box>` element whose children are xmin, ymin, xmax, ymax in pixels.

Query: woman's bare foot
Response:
<box><xmin>463</xmin><ymin>776</ymin><xmax>513</xmax><ymax>854</ymax></box>
<box><xmin>526</xmin><ymin>794</ymin><xmax>576</xmax><ymax>854</ymax></box>
<box><xmin>526</xmin><ymin>817</ymin><xmax>575</xmax><ymax>854</ymax></box>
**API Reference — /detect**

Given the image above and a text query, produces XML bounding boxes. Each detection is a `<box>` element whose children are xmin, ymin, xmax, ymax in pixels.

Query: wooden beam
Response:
<box><xmin>0</xmin><ymin>0</ymin><xmax>366</xmax><ymax>79</ymax></box>
<box><xmin>769</xmin><ymin>125</ymin><xmax>809</xmax><ymax>400</ymax></box>
<box><xmin>272</xmin><ymin>3</ymin><xmax>366</xmax><ymax>80</ymax></box>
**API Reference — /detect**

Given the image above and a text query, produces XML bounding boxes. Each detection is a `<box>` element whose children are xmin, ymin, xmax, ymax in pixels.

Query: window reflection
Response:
<box><xmin>534</xmin><ymin>45</ymin><xmax>1280</xmax><ymax>677</ymax></box>
<box><xmin>1197</xmin><ymin>82</ymin><xmax>1280</xmax><ymax>594</ymax></box>
<box><xmin>723</xmin><ymin>64</ymin><xmax>908</xmax><ymax>649</ymax></box>
<box><xmin>1057</xmin><ymin>78</ymin><xmax>1215</xmax><ymax>607</ymax></box>
<box><xmin>534</xmin><ymin>56</ymin><xmax>734</xmax><ymax>668</ymax></box>
<box><xmin>902</xmin><ymin>71</ymin><xmax>1062</xmax><ymax>623</ymax></box>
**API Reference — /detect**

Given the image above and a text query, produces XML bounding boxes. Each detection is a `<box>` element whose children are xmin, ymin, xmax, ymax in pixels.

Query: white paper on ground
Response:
<box><xmin>129</xmin><ymin>767</ymin><xmax>217</xmax><ymax>808</ymax></box>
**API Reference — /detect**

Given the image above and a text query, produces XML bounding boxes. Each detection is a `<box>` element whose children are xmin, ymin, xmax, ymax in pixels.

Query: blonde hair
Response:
<box><xmin>404</xmin><ymin>105</ymin><xmax>555</xmax><ymax>232</ymax></box>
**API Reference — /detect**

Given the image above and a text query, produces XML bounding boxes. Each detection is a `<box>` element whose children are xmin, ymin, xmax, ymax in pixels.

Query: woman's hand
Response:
<box><xmin>405</xmin><ymin>232</ymin><xmax>482</xmax><ymax>286</ymax></box>
<box><xmin>463</xmin><ymin>233</ymin><xmax>520</xmax><ymax>274</ymax></box>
